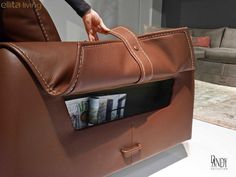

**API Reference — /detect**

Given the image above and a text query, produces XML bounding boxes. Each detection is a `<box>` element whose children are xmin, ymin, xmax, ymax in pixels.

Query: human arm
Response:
<box><xmin>65</xmin><ymin>0</ymin><xmax>110</xmax><ymax>41</ymax></box>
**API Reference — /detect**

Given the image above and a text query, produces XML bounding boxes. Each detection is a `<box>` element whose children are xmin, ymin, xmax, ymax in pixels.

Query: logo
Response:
<box><xmin>1</xmin><ymin>1</ymin><xmax>42</xmax><ymax>11</ymax></box>
<box><xmin>211</xmin><ymin>155</ymin><xmax>228</xmax><ymax>170</ymax></box>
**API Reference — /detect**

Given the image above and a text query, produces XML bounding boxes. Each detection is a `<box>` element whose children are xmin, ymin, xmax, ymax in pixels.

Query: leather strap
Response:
<box><xmin>109</xmin><ymin>26</ymin><xmax>153</xmax><ymax>83</ymax></box>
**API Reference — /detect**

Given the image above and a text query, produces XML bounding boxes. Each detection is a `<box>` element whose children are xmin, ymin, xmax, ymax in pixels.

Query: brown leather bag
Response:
<box><xmin>0</xmin><ymin>1</ymin><xmax>195</xmax><ymax>177</ymax></box>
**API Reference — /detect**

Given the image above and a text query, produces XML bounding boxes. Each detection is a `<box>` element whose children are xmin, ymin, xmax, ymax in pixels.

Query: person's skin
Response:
<box><xmin>82</xmin><ymin>9</ymin><xmax>110</xmax><ymax>41</ymax></box>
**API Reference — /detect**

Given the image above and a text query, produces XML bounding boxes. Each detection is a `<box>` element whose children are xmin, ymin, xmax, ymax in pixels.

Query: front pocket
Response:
<box><xmin>64</xmin><ymin>79</ymin><xmax>174</xmax><ymax>130</ymax></box>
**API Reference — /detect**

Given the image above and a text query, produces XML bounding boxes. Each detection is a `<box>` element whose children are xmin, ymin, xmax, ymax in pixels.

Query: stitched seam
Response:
<box><xmin>140</xmin><ymin>30</ymin><xmax>187</xmax><ymax>40</ymax></box>
<box><xmin>111</xmin><ymin>30</ymin><xmax>145</xmax><ymax>83</ymax></box>
<box><xmin>141</xmin><ymin>35</ymin><xmax>173</xmax><ymax>41</ymax></box>
<box><xmin>112</xmin><ymin>27</ymin><xmax>146</xmax><ymax>82</ymax></box>
<box><xmin>139</xmin><ymin>30</ymin><xmax>194</xmax><ymax>69</ymax></box>
<box><xmin>81</xmin><ymin>31</ymin><xmax>187</xmax><ymax>47</ymax></box>
<box><xmin>142</xmin><ymin>30</ymin><xmax>194</xmax><ymax>68</ymax></box>
<box><xmin>82</xmin><ymin>43</ymin><xmax>120</xmax><ymax>48</ymax></box>
<box><xmin>66</xmin><ymin>45</ymin><xmax>84</xmax><ymax>94</ymax></box>
<box><xmin>31</xmin><ymin>0</ymin><xmax>50</xmax><ymax>41</ymax></box>
<box><xmin>112</xmin><ymin>30</ymin><xmax>146</xmax><ymax>78</ymax></box>
<box><xmin>9</xmin><ymin>43</ymin><xmax>57</xmax><ymax>94</ymax></box>
<box><xmin>6</xmin><ymin>29</ymin><xmax>191</xmax><ymax>95</ymax></box>
<box><xmin>120</xmin><ymin>27</ymin><xmax>154</xmax><ymax>79</ymax></box>
<box><xmin>183</xmin><ymin>31</ymin><xmax>194</xmax><ymax>68</ymax></box>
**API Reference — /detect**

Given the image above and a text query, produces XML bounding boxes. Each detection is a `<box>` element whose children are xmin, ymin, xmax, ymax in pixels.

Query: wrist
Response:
<box><xmin>82</xmin><ymin>8</ymin><xmax>92</xmax><ymax>19</ymax></box>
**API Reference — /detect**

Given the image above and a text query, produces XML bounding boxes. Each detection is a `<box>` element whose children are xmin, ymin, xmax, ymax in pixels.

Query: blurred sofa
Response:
<box><xmin>191</xmin><ymin>27</ymin><xmax>236</xmax><ymax>87</ymax></box>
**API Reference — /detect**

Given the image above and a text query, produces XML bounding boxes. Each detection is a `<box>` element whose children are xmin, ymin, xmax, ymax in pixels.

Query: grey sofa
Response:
<box><xmin>191</xmin><ymin>27</ymin><xmax>236</xmax><ymax>87</ymax></box>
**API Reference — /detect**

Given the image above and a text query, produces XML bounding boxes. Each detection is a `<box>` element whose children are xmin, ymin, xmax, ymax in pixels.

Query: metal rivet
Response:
<box><xmin>133</xmin><ymin>45</ymin><xmax>139</xmax><ymax>51</ymax></box>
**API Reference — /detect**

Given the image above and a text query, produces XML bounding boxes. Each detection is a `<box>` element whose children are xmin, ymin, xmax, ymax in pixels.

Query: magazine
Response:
<box><xmin>65</xmin><ymin>94</ymin><xmax>127</xmax><ymax>129</ymax></box>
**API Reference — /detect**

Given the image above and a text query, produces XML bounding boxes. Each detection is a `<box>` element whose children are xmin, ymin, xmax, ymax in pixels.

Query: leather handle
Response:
<box><xmin>120</xmin><ymin>143</ymin><xmax>142</xmax><ymax>158</ymax></box>
<box><xmin>109</xmin><ymin>26</ymin><xmax>153</xmax><ymax>83</ymax></box>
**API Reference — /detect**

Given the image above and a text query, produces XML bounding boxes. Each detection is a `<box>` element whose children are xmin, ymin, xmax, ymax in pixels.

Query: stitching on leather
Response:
<box><xmin>111</xmin><ymin>30</ymin><xmax>146</xmax><ymax>76</ymax></box>
<box><xmin>140</xmin><ymin>30</ymin><xmax>187</xmax><ymax>40</ymax></box>
<box><xmin>31</xmin><ymin>0</ymin><xmax>50</xmax><ymax>41</ymax></box>
<box><xmin>6</xmin><ymin>29</ymin><xmax>192</xmax><ymax>96</ymax></box>
<box><xmin>111</xmin><ymin>30</ymin><xmax>145</xmax><ymax>83</ymax></box>
<box><xmin>113</xmin><ymin>31</ymin><xmax>146</xmax><ymax>82</ymax></box>
<box><xmin>120</xmin><ymin>27</ymin><xmax>154</xmax><ymax>80</ymax></box>
<box><xmin>66</xmin><ymin>45</ymin><xmax>85</xmax><ymax>94</ymax></box>
<box><xmin>183</xmin><ymin>31</ymin><xmax>195</xmax><ymax>68</ymax></box>
<box><xmin>81</xmin><ymin>30</ymin><xmax>188</xmax><ymax>48</ymax></box>
<box><xmin>8</xmin><ymin>43</ymin><xmax>57</xmax><ymax>94</ymax></box>
<box><xmin>139</xmin><ymin>30</ymin><xmax>194</xmax><ymax>69</ymax></box>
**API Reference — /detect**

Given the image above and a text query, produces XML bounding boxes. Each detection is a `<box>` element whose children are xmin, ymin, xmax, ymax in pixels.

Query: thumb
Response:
<box><xmin>99</xmin><ymin>21</ymin><xmax>110</xmax><ymax>34</ymax></box>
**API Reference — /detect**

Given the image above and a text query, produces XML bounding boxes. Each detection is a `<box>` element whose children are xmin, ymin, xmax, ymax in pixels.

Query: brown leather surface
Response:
<box><xmin>0</xmin><ymin>27</ymin><xmax>195</xmax><ymax>177</ymax></box>
<box><xmin>0</xmin><ymin>49</ymin><xmax>133</xmax><ymax>177</ymax></box>
<box><xmin>0</xmin><ymin>27</ymin><xmax>194</xmax><ymax>96</ymax></box>
<box><xmin>132</xmin><ymin>71</ymin><xmax>194</xmax><ymax>163</ymax></box>
<box><xmin>1</xmin><ymin>0</ymin><xmax>61</xmax><ymax>42</ymax></box>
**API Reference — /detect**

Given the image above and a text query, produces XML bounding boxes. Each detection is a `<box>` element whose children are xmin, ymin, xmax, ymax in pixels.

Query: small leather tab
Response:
<box><xmin>120</xmin><ymin>143</ymin><xmax>142</xmax><ymax>158</ymax></box>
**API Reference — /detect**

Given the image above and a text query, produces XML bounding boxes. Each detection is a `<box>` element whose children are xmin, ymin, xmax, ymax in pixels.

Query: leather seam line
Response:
<box><xmin>141</xmin><ymin>31</ymin><xmax>194</xmax><ymax>69</ymax></box>
<box><xmin>81</xmin><ymin>30</ymin><xmax>188</xmax><ymax>47</ymax></box>
<box><xmin>111</xmin><ymin>29</ymin><xmax>145</xmax><ymax>82</ymax></box>
<box><xmin>31</xmin><ymin>0</ymin><xmax>50</xmax><ymax>41</ymax></box>
<box><xmin>140</xmin><ymin>30</ymin><xmax>188</xmax><ymax>40</ymax></box>
<box><xmin>141</xmin><ymin>30</ymin><xmax>194</xmax><ymax>69</ymax></box>
<box><xmin>8</xmin><ymin>43</ymin><xmax>57</xmax><ymax>94</ymax></box>
<box><xmin>140</xmin><ymin>30</ymin><xmax>194</xmax><ymax>67</ymax></box>
<box><xmin>120</xmin><ymin>27</ymin><xmax>154</xmax><ymax>80</ymax></box>
<box><xmin>183</xmin><ymin>31</ymin><xmax>195</xmax><ymax>68</ymax></box>
<box><xmin>66</xmin><ymin>45</ymin><xmax>85</xmax><ymax>94</ymax></box>
<box><xmin>111</xmin><ymin>30</ymin><xmax>145</xmax><ymax>83</ymax></box>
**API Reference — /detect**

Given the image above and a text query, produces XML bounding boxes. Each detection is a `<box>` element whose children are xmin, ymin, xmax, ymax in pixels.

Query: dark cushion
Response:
<box><xmin>191</xmin><ymin>28</ymin><xmax>225</xmax><ymax>48</ymax></box>
<box><xmin>204</xmin><ymin>48</ymin><xmax>236</xmax><ymax>64</ymax></box>
<box><xmin>221</xmin><ymin>28</ymin><xmax>236</xmax><ymax>48</ymax></box>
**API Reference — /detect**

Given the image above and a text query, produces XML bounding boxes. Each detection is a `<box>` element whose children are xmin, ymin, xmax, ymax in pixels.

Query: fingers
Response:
<box><xmin>100</xmin><ymin>21</ymin><xmax>110</xmax><ymax>33</ymax></box>
<box><xmin>88</xmin><ymin>33</ymin><xmax>95</xmax><ymax>42</ymax></box>
<box><xmin>94</xmin><ymin>33</ymin><xmax>99</xmax><ymax>41</ymax></box>
<box><xmin>88</xmin><ymin>29</ymin><xmax>99</xmax><ymax>42</ymax></box>
<box><xmin>83</xmin><ymin>9</ymin><xmax>110</xmax><ymax>41</ymax></box>
<box><xmin>83</xmin><ymin>20</ymin><xmax>97</xmax><ymax>41</ymax></box>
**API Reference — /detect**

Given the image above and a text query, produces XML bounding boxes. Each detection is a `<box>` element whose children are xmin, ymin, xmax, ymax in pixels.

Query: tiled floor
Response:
<box><xmin>111</xmin><ymin>120</ymin><xmax>236</xmax><ymax>177</ymax></box>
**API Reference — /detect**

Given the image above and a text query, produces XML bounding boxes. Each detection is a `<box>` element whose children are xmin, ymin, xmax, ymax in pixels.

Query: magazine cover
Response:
<box><xmin>65</xmin><ymin>97</ymin><xmax>89</xmax><ymax>129</ymax></box>
<box><xmin>65</xmin><ymin>94</ymin><xmax>127</xmax><ymax>129</ymax></box>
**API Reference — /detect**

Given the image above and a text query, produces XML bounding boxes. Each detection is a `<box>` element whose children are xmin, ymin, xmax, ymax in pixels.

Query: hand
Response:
<box><xmin>82</xmin><ymin>9</ymin><xmax>110</xmax><ymax>41</ymax></box>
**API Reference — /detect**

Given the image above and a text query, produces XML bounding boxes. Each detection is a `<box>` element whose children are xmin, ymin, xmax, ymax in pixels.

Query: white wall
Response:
<box><xmin>41</xmin><ymin>0</ymin><xmax>162</xmax><ymax>41</ymax></box>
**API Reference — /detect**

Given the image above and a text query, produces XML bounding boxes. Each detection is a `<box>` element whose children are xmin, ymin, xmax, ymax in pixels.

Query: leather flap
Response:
<box><xmin>0</xmin><ymin>27</ymin><xmax>195</xmax><ymax>96</ymax></box>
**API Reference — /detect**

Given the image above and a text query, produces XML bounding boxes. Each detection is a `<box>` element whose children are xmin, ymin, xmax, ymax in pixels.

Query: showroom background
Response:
<box><xmin>41</xmin><ymin>0</ymin><xmax>162</xmax><ymax>41</ymax></box>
